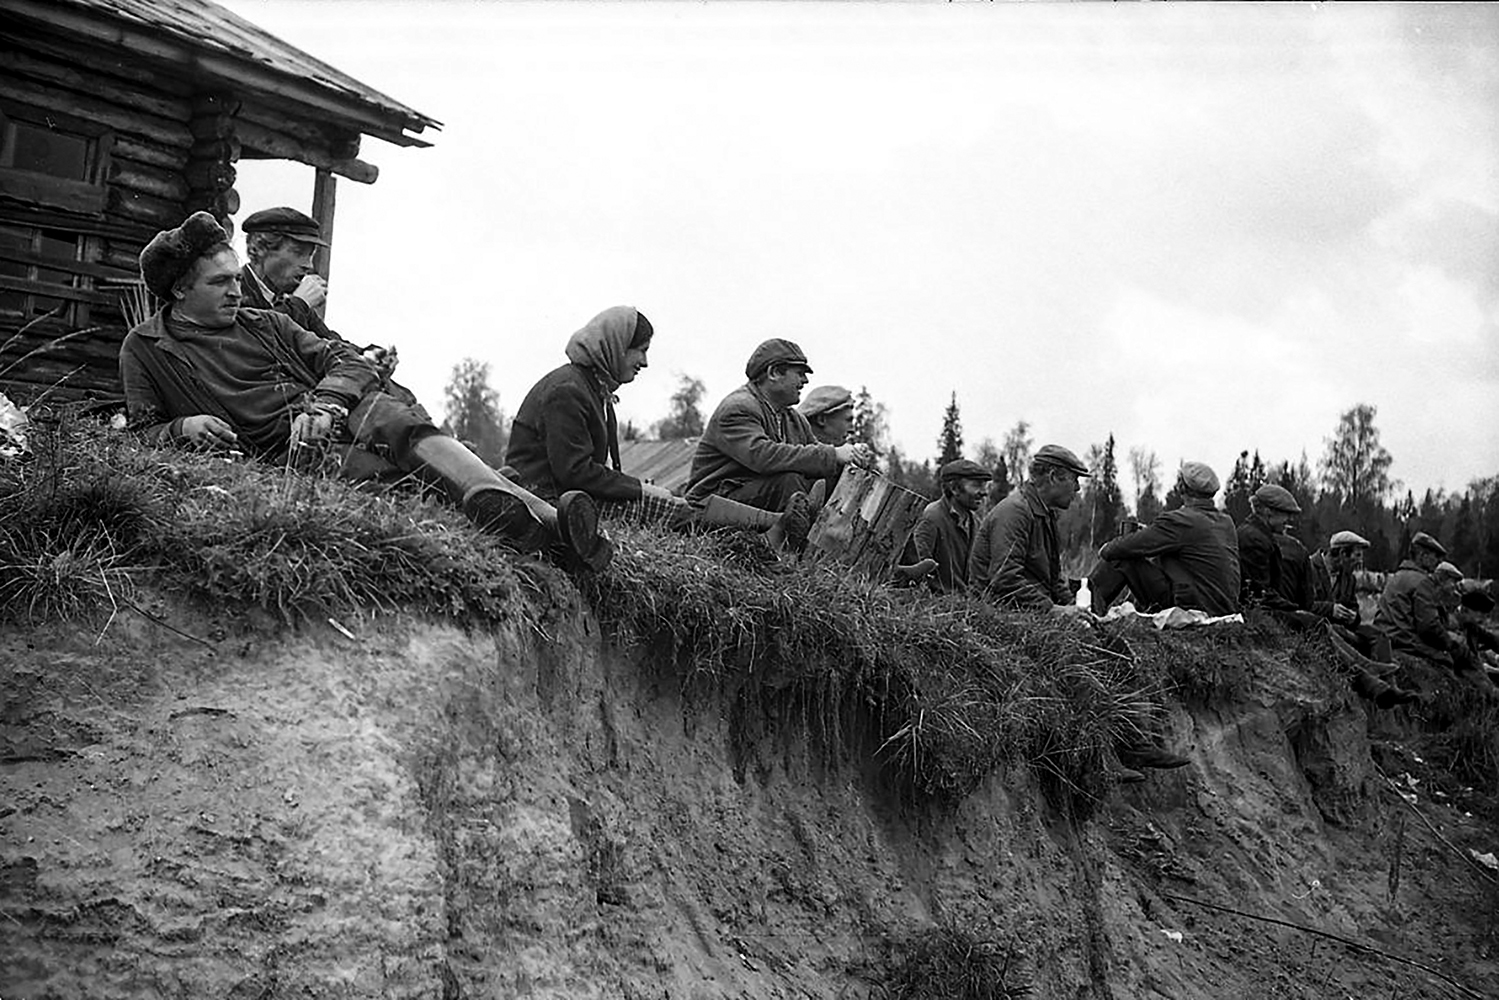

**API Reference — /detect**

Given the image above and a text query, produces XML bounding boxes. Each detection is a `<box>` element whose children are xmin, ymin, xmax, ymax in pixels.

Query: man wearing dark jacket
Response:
<box><xmin>686</xmin><ymin>340</ymin><xmax>872</xmax><ymax>510</ymax></box>
<box><xmin>239</xmin><ymin>207</ymin><xmax>422</xmax><ymax>412</ymax></box>
<box><xmin>905</xmin><ymin>459</ymin><xmax>991</xmax><ymax>594</ymax></box>
<box><xmin>969</xmin><ymin>444</ymin><xmax>1089</xmax><ymax>611</ymax></box>
<box><xmin>1089</xmin><ymin>462</ymin><xmax>1240</xmax><ymax>616</ymax></box>
<box><xmin>1374</xmin><ymin>532</ymin><xmax>1466</xmax><ymax>668</ymax></box>
<box><xmin>121</xmin><ymin>211</ymin><xmax>610</xmax><ymax>571</ymax></box>
<box><xmin>1237</xmin><ymin>483</ymin><xmax>1303</xmax><ymax>613</ymax></box>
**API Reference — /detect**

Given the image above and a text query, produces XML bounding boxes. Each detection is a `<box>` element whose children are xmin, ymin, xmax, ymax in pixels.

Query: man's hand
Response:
<box><xmin>1331</xmin><ymin>604</ymin><xmax>1357</xmax><ymax>625</ymax></box>
<box><xmin>288</xmin><ymin>410</ymin><xmax>335</xmax><ymax>463</ymax></box>
<box><xmin>362</xmin><ymin>345</ymin><xmax>400</xmax><ymax>375</ymax></box>
<box><xmin>834</xmin><ymin>442</ymin><xmax>875</xmax><ymax>468</ymax></box>
<box><xmin>291</xmin><ymin>273</ymin><xmax>328</xmax><ymax>312</ymax></box>
<box><xmin>180</xmin><ymin>414</ymin><xmax>238</xmax><ymax>450</ymax></box>
<box><xmin>641</xmin><ymin>482</ymin><xmax>676</xmax><ymax>502</ymax></box>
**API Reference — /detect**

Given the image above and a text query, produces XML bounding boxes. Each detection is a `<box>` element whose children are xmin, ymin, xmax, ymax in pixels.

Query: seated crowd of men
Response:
<box><xmin>124</xmin><ymin>209</ymin><xmax>1497</xmax><ymax>716</ymax></box>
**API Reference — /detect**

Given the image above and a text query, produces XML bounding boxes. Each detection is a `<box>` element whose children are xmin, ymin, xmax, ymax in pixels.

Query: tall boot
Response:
<box><xmin>696</xmin><ymin>492</ymin><xmax>810</xmax><ymax>551</ymax></box>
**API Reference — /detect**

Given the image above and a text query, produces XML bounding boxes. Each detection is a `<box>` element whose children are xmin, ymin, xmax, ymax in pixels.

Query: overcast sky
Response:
<box><xmin>220</xmin><ymin>1</ymin><xmax>1498</xmax><ymax>498</ymax></box>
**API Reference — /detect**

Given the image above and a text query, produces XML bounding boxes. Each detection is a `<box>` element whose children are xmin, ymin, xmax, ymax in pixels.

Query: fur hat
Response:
<box><xmin>139</xmin><ymin>211</ymin><xmax>230</xmax><ymax>299</ymax></box>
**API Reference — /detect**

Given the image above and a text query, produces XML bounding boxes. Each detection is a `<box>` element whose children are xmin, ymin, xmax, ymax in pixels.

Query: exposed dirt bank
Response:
<box><xmin>2</xmin><ymin>604</ymin><xmax>1496</xmax><ymax>999</ymax></box>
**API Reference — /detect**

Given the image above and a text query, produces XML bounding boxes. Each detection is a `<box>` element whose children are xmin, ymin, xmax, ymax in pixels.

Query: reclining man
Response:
<box><xmin>1088</xmin><ymin>462</ymin><xmax>1240</xmax><ymax>617</ymax></box>
<box><xmin>239</xmin><ymin>206</ymin><xmax>420</xmax><ymax>411</ymax></box>
<box><xmin>120</xmin><ymin>211</ymin><xmax>611</xmax><ymax>571</ymax></box>
<box><xmin>686</xmin><ymin>340</ymin><xmax>873</xmax><ymax>513</ymax></box>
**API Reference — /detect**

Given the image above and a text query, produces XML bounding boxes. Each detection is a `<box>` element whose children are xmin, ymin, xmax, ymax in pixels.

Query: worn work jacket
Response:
<box><xmin>968</xmin><ymin>483</ymin><xmax>1070</xmax><ymax>610</ymax></box>
<box><xmin>685</xmin><ymin>383</ymin><xmax>839</xmax><ymax>504</ymax></box>
<box><xmin>507</xmin><ymin>362</ymin><xmax>641</xmax><ymax>504</ymax></box>
<box><xmin>1098</xmin><ymin>498</ymin><xmax>1241</xmax><ymax>615</ymax></box>
<box><xmin>1238</xmin><ymin>516</ymin><xmax>1299</xmax><ymax>613</ymax></box>
<box><xmin>119</xmin><ymin>306</ymin><xmax>378</xmax><ymax>456</ymax></box>
<box><xmin>1273</xmin><ymin>532</ymin><xmax>1337</xmax><ymax>618</ymax></box>
<box><xmin>1374</xmin><ymin>561</ymin><xmax>1451</xmax><ymax>657</ymax></box>
<box><xmin>1309</xmin><ymin>551</ymin><xmax>1360</xmax><ymax>622</ymax></box>
<box><xmin>908</xmin><ymin>497</ymin><xmax>978</xmax><ymax>594</ymax></box>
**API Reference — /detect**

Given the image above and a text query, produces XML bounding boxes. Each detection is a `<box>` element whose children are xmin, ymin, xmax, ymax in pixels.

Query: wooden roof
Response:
<box><xmin>3</xmin><ymin>0</ymin><xmax>440</xmax><ymax>148</ymax></box>
<box><xmin>619</xmin><ymin>438</ymin><xmax>700</xmax><ymax>495</ymax></box>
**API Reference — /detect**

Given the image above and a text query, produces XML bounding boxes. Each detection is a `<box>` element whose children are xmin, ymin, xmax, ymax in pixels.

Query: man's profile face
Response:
<box><xmin>952</xmin><ymin>477</ymin><xmax>986</xmax><ymax>512</ymax></box>
<box><xmin>174</xmin><ymin>248</ymin><xmax>242</xmax><ymax>327</ymax></box>
<box><xmin>1041</xmin><ymin>469</ymin><xmax>1081</xmax><ymax>510</ymax></box>
<box><xmin>762</xmin><ymin>364</ymin><xmax>810</xmax><ymax>407</ymax></box>
<box><xmin>257</xmin><ymin>237</ymin><xmax>317</xmax><ymax>294</ymax></box>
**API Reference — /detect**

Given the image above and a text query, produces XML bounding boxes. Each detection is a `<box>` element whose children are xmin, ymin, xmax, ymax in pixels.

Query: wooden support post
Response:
<box><xmin>807</xmin><ymin>466</ymin><xmax>927</xmax><ymax>581</ymax></box>
<box><xmin>310</xmin><ymin>169</ymin><xmax>336</xmax><ymax>309</ymax></box>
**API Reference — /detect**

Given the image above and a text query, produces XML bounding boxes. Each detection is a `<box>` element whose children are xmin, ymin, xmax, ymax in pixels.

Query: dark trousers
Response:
<box><xmin>1090</xmin><ymin>557</ymin><xmax>1173</xmax><ymax>613</ymax></box>
<box><xmin>718</xmin><ymin>470</ymin><xmax>812</xmax><ymax>513</ymax></box>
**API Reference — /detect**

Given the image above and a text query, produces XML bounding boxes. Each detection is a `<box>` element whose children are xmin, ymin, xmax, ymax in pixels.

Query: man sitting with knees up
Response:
<box><xmin>120</xmin><ymin>211</ymin><xmax>611</xmax><ymax>571</ymax></box>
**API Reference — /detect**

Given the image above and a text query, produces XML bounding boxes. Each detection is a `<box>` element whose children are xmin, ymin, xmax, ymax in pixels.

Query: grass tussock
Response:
<box><xmin>585</xmin><ymin>525</ymin><xmax>1167</xmax><ymax>806</ymax></box>
<box><xmin>0</xmin><ymin>410</ymin><xmax>558</xmax><ymax>630</ymax></box>
<box><xmin>875</xmin><ymin>925</ymin><xmax>1033</xmax><ymax>1000</ymax></box>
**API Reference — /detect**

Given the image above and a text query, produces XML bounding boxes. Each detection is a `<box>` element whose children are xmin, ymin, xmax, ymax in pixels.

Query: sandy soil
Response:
<box><xmin>2</xmin><ymin>602</ymin><xmax>1496</xmax><ymax>999</ymax></box>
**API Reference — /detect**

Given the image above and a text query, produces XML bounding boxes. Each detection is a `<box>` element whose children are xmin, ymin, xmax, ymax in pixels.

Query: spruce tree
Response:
<box><xmin>936</xmin><ymin>391</ymin><xmax>963</xmax><ymax>467</ymax></box>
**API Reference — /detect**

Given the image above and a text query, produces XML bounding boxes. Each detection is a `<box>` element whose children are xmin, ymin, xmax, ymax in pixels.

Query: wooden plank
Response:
<box><xmin>0</xmin><ymin>275</ymin><xmax>119</xmax><ymax>308</ymax></box>
<box><xmin>311</xmin><ymin>168</ymin><xmax>336</xmax><ymax>283</ymax></box>
<box><xmin>7</xmin><ymin>29</ymin><xmax>196</xmax><ymax>97</ymax></box>
<box><xmin>0</xmin><ymin>172</ymin><xmax>106</xmax><ymax>214</ymax></box>
<box><xmin>0</xmin><ymin>203</ymin><xmax>159</xmax><ymax>242</ymax></box>
<box><xmin>105</xmin><ymin>187</ymin><xmax>186</xmax><ymax>229</ymax></box>
<box><xmin>109</xmin><ymin>159</ymin><xmax>192</xmax><ymax>203</ymax></box>
<box><xmin>0</xmin><ymin>48</ymin><xmax>192</xmax><ymax>121</ymax></box>
<box><xmin>0</xmin><ymin>244</ymin><xmax>136</xmax><ymax>282</ymax></box>
<box><xmin>233</xmin><ymin>120</ymin><xmax>379</xmax><ymax>184</ymax></box>
<box><xmin>189</xmin><ymin>136</ymin><xmax>242</xmax><ymax>164</ymax></box>
<box><xmin>0</xmin><ymin>77</ymin><xmax>192</xmax><ymax>148</ymax></box>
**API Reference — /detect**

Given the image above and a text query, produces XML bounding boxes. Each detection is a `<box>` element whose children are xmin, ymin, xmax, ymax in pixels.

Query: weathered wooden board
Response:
<box><xmin>807</xmin><ymin>466</ymin><xmax>927</xmax><ymax>581</ymax></box>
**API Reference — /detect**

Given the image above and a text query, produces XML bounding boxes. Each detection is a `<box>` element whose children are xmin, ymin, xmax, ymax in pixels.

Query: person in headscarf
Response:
<box><xmin>120</xmin><ymin>211</ymin><xmax>612</xmax><ymax>573</ymax></box>
<box><xmin>506</xmin><ymin>307</ymin><xmax>811</xmax><ymax>550</ymax></box>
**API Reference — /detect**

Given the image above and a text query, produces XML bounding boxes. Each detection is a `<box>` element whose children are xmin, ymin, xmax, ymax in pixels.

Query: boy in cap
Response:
<box><xmin>797</xmin><ymin>385</ymin><xmax>855</xmax><ymax>446</ymax></box>
<box><xmin>1088</xmin><ymin>461</ymin><xmax>1240</xmax><ymax>616</ymax></box>
<box><xmin>969</xmin><ymin>444</ymin><xmax>1090</xmax><ymax>611</ymax></box>
<box><xmin>686</xmin><ymin>340</ymin><xmax>873</xmax><ymax>512</ymax></box>
<box><xmin>240</xmin><ymin>206</ymin><xmax>418</xmax><ymax>410</ymax></box>
<box><xmin>120</xmin><ymin>211</ymin><xmax>612</xmax><ymax>571</ymax></box>
<box><xmin>902</xmin><ymin>458</ymin><xmax>992</xmax><ymax>594</ymax></box>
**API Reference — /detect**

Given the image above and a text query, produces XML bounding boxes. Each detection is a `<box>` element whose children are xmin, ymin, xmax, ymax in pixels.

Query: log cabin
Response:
<box><xmin>0</xmin><ymin>0</ymin><xmax>438</xmax><ymax>407</ymax></box>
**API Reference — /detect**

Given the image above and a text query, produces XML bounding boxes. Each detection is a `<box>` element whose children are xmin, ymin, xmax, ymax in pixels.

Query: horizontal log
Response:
<box><xmin>184</xmin><ymin>159</ymin><xmax>236</xmax><ymax>193</ymax></box>
<box><xmin>0</xmin><ymin>48</ymin><xmax>192</xmax><ymax>121</ymax></box>
<box><xmin>0</xmin><ymin>363</ymin><xmax>120</xmax><ymax>397</ymax></box>
<box><xmin>234</xmin><ymin>97</ymin><xmax>350</xmax><ymax>153</ymax></box>
<box><xmin>0</xmin><ymin>243</ymin><xmax>137</xmax><ymax>282</ymax></box>
<box><xmin>114</xmin><ymin>135</ymin><xmax>191</xmax><ymax>173</ymax></box>
<box><xmin>0</xmin><ymin>77</ymin><xmax>192</xmax><ymax>148</ymax></box>
<box><xmin>0</xmin><ymin>275</ymin><xmax>122</xmax><ymax>308</ymax></box>
<box><xmin>189</xmin><ymin>114</ymin><xmax>235</xmax><ymax>141</ymax></box>
<box><xmin>233</xmin><ymin>120</ymin><xmax>379</xmax><ymax>184</ymax></box>
<box><xmin>0</xmin><ymin>335</ymin><xmax>125</xmax><ymax>368</ymax></box>
<box><xmin>106</xmin><ymin>187</ymin><xmax>186</xmax><ymax>229</ymax></box>
<box><xmin>7</xmin><ymin>30</ymin><xmax>196</xmax><ymax>97</ymax></box>
<box><xmin>100</xmin><ymin>245</ymin><xmax>145</xmax><ymax>274</ymax></box>
<box><xmin>110</xmin><ymin>158</ymin><xmax>192</xmax><ymax>203</ymax></box>
<box><xmin>0</xmin><ymin>171</ymin><xmax>106</xmax><ymax>214</ymax></box>
<box><xmin>184</xmin><ymin>187</ymin><xmax>240</xmax><ymax>219</ymax></box>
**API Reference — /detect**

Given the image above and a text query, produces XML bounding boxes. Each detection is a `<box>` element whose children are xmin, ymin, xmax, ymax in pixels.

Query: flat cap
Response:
<box><xmin>1410</xmin><ymin>531</ymin><xmax>1447</xmax><ymax>557</ymax></box>
<box><xmin>1328</xmin><ymin>530</ymin><xmax>1369</xmax><ymax>549</ymax></box>
<box><xmin>1033</xmin><ymin>444</ymin><xmax>1090</xmax><ymax>476</ymax></box>
<box><xmin>1177</xmin><ymin>461</ymin><xmax>1220</xmax><ymax>496</ymax></box>
<box><xmin>1252</xmin><ymin>483</ymin><xmax>1302</xmax><ymax>514</ymax></box>
<box><xmin>797</xmin><ymin>385</ymin><xmax>853</xmax><ymax>420</ymax></box>
<box><xmin>1434</xmin><ymin>561</ymin><xmax>1463</xmax><ymax>581</ymax></box>
<box><xmin>745</xmin><ymin>338</ymin><xmax>811</xmax><ymax>380</ymax></box>
<box><xmin>939</xmin><ymin>458</ymin><xmax>993</xmax><ymax>483</ymax></box>
<box><xmin>139</xmin><ymin>211</ymin><xmax>230</xmax><ymax>299</ymax></box>
<box><xmin>242</xmin><ymin>207</ymin><xmax>329</xmax><ymax>246</ymax></box>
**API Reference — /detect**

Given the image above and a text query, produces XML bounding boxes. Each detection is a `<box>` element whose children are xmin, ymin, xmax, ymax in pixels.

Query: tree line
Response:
<box><xmin>440</xmin><ymin>361</ymin><xmax>1498</xmax><ymax>578</ymax></box>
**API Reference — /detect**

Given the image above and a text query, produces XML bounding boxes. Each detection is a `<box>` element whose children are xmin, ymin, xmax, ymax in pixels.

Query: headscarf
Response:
<box><xmin>565</xmin><ymin>306</ymin><xmax>645</xmax><ymax>392</ymax></box>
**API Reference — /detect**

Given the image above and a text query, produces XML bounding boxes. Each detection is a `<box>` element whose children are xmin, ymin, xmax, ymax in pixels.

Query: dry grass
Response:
<box><xmin>875</xmin><ymin>925</ymin><xmax>1033</xmax><ymax>1000</ymax></box>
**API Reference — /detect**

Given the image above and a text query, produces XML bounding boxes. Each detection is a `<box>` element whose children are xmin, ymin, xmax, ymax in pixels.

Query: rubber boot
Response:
<box><xmin>697</xmin><ymin>492</ymin><xmax>811</xmax><ymax>551</ymax></box>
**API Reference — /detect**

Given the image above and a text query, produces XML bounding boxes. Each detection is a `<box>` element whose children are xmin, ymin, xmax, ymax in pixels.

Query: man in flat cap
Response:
<box><xmin>1374</xmin><ymin>532</ymin><xmax>1469</xmax><ymax>669</ymax></box>
<box><xmin>798</xmin><ymin>385</ymin><xmax>855</xmax><ymax>447</ymax></box>
<box><xmin>686</xmin><ymin>340</ymin><xmax>873</xmax><ymax>513</ymax></box>
<box><xmin>121</xmin><ymin>211</ymin><xmax>612</xmax><ymax>571</ymax></box>
<box><xmin>1236</xmin><ymin>483</ymin><xmax>1303</xmax><ymax>613</ymax></box>
<box><xmin>240</xmin><ymin>206</ymin><xmax>418</xmax><ymax>409</ymax></box>
<box><xmin>903</xmin><ymin>458</ymin><xmax>991</xmax><ymax>594</ymax></box>
<box><xmin>1088</xmin><ymin>461</ymin><xmax>1240</xmax><ymax>616</ymax></box>
<box><xmin>969</xmin><ymin>444</ymin><xmax>1089</xmax><ymax>611</ymax></box>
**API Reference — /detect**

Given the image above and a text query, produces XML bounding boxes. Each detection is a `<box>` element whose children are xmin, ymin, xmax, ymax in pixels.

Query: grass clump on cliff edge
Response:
<box><xmin>584</xmin><ymin>525</ymin><xmax>1163</xmax><ymax>807</ymax></box>
<box><xmin>0</xmin><ymin>410</ymin><xmax>553</xmax><ymax>630</ymax></box>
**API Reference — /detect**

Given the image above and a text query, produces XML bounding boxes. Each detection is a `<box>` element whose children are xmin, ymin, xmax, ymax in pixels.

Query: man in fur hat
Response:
<box><xmin>120</xmin><ymin>211</ymin><xmax>611</xmax><ymax>571</ymax></box>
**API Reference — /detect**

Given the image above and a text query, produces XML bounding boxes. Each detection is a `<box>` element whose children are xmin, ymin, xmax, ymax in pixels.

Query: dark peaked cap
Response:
<box><xmin>940</xmin><ymin>459</ymin><xmax>993</xmax><ymax>483</ymax></box>
<box><xmin>1033</xmin><ymin>444</ymin><xmax>1090</xmax><ymax>476</ymax></box>
<box><xmin>745</xmin><ymin>339</ymin><xmax>811</xmax><ymax>380</ymax></box>
<box><xmin>242</xmin><ymin>206</ymin><xmax>329</xmax><ymax>246</ymax></box>
<box><xmin>1411</xmin><ymin>531</ymin><xmax>1447</xmax><ymax>557</ymax></box>
<box><xmin>138</xmin><ymin>211</ymin><xmax>229</xmax><ymax>299</ymax></box>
